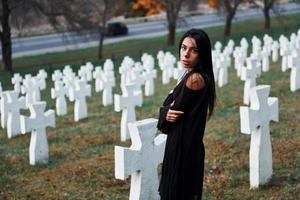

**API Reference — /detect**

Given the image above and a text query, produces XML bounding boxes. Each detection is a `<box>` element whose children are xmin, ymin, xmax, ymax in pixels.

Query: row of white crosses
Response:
<box><xmin>51</xmin><ymin>64</ymin><xmax>93</xmax><ymax>121</ymax></box>
<box><xmin>278</xmin><ymin>31</ymin><xmax>300</xmax><ymax>92</ymax></box>
<box><xmin>157</xmin><ymin>51</ymin><xmax>177</xmax><ymax>85</ymax></box>
<box><xmin>1</xmin><ymin>72</ymin><xmax>55</xmax><ymax>165</ymax></box>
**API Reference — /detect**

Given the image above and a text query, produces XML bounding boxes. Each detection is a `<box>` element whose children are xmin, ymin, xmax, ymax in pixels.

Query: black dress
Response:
<box><xmin>157</xmin><ymin>71</ymin><xmax>209</xmax><ymax>200</ymax></box>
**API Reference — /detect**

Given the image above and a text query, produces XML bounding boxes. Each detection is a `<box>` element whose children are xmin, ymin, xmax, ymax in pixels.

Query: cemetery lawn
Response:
<box><xmin>0</xmin><ymin>57</ymin><xmax>299</xmax><ymax>199</ymax></box>
<box><xmin>1</xmin><ymin>12</ymin><xmax>300</xmax><ymax>200</ymax></box>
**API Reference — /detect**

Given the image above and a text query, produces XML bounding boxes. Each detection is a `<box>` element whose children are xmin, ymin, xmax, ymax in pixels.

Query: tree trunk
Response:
<box><xmin>1</xmin><ymin>0</ymin><xmax>12</xmax><ymax>72</ymax></box>
<box><xmin>224</xmin><ymin>12</ymin><xmax>234</xmax><ymax>36</ymax></box>
<box><xmin>167</xmin><ymin>22</ymin><xmax>176</xmax><ymax>46</ymax></box>
<box><xmin>263</xmin><ymin>7</ymin><xmax>271</xmax><ymax>29</ymax></box>
<box><xmin>98</xmin><ymin>29</ymin><xmax>104</xmax><ymax>59</ymax></box>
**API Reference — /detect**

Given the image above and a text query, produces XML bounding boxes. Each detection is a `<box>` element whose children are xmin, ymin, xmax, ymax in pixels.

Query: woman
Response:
<box><xmin>157</xmin><ymin>29</ymin><xmax>216</xmax><ymax>200</ymax></box>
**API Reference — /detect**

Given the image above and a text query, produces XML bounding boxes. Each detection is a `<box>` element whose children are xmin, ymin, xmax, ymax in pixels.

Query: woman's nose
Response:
<box><xmin>184</xmin><ymin>50</ymin><xmax>190</xmax><ymax>58</ymax></box>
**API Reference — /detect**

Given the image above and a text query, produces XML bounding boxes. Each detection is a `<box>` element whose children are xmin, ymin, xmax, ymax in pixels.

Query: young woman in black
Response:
<box><xmin>158</xmin><ymin>29</ymin><xmax>216</xmax><ymax>200</ymax></box>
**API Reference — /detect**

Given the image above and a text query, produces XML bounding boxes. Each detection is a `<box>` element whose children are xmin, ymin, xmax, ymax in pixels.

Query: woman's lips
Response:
<box><xmin>181</xmin><ymin>60</ymin><xmax>190</xmax><ymax>66</ymax></box>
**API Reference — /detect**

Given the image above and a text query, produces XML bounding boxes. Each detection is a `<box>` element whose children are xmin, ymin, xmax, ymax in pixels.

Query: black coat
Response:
<box><xmin>157</xmin><ymin>72</ymin><xmax>209</xmax><ymax>200</ymax></box>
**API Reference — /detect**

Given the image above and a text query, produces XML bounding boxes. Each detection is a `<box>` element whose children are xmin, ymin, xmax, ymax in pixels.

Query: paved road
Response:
<box><xmin>5</xmin><ymin>2</ymin><xmax>300</xmax><ymax>58</ymax></box>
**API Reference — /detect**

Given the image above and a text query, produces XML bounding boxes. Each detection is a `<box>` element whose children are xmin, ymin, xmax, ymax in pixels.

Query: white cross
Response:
<box><xmin>101</xmin><ymin>76</ymin><xmax>114</xmax><ymax>106</ymax></box>
<box><xmin>290</xmin><ymin>48</ymin><xmax>300</xmax><ymax>92</ymax></box>
<box><xmin>69</xmin><ymin>80</ymin><xmax>91</xmax><ymax>122</ymax></box>
<box><xmin>20</xmin><ymin>101</ymin><xmax>55</xmax><ymax>165</ymax></box>
<box><xmin>261</xmin><ymin>46</ymin><xmax>270</xmax><ymax>72</ymax></box>
<box><xmin>218</xmin><ymin>53</ymin><xmax>229</xmax><ymax>87</ymax></box>
<box><xmin>22</xmin><ymin>77</ymin><xmax>41</xmax><ymax>107</ymax></box>
<box><xmin>11</xmin><ymin>73</ymin><xmax>23</xmax><ymax>94</ymax></box>
<box><xmin>37</xmin><ymin>69</ymin><xmax>48</xmax><ymax>90</ymax></box>
<box><xmin>51</xmin><ymin>80</ymin><xmax>68</xmax><ymax>116</ymax></box>
<box><xmin>115</xmin><ymin>118</ymin><xmax>167</xmax><ymax>200</ymax></box>
<box><xmin>241</xmin><ymin>57</ymin><xmax>258</xmax><ymax>105</ymax></box>
<box><xmin>240</xmin><ymin>85</ymin><xmax>278</xmax><ymax>188</ymax></box>
<box><xmin>143</xmin><ymin>65</ymin><xmax>157</xmax><ymax>97</ymax></box>
<box><xmin>0</xmin><ymin>91</ymin><xmax>9</xmax><ymax>129</ymax></box>
<box><xmin>280</xmin><ymin>43</ymin><xmax>290</xmax><ymax>72</ymax></box>
<box><xmin>52</xmin><ymin>70</ymin><xmax>63</xmax><ymax>83</ymax></box>
<box><xmin>6</xmin><ymin>91</ymin><xmax>26</xmax><ymax>138</ymax></box>
<box><xmin>93</xmin><ymin>66</ymin><xmax>104</xmax><ymax>93</ymax></box>
<box><xmin>114</xmin><ymin>83</ymin><xmax>142</xmax><ymax>141</ymax></box>
<box><xmin>271</xmin><ymin>41</ymin><xmax>279</xmax><ymax>62</ymax></box>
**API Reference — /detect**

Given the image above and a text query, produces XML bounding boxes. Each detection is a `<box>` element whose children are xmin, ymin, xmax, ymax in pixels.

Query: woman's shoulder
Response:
<box><xmin>185</xmin><ymin>72</ymin><xmax>206</xmax><ymax>91</ymax></box>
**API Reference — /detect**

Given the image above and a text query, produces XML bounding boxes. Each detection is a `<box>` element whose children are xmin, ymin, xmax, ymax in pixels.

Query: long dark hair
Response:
<box><xmin>178</xmin><ymin>28</ymin><xmax>216</xmax><ymax>119</ymax></box>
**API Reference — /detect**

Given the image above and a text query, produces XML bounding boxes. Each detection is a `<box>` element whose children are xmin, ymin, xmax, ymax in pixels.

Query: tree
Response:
<box><xmin>0</xmin><ymin>0</ymin><xmax>13</xmax><ymax>71</ymax></box>
<box><xmin>161</xmin><ymin>0</ymin><xmax>184</xmax><ymax>46</ymax></box>
<box><xmin>217</xmin><ymin>0</ymin><xmax>244</xmax><ymax>36</ymax></box>
<box><xmin>248</xmin><ymin>0</ymin><xmax>278</xmax><ymax>29</ymax></box>
<box><xmin>0</xmin><ymin>0</ymin><xmax>29</xmax><ymax>71</ymax></box>
<box><xmin>132</xmin><ymin>0</ymin><xmax>165</xmax><ymax>16</ymax></box>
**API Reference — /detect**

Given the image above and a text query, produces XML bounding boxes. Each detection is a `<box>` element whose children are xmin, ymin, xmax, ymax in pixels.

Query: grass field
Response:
<box><xmin>0</xmin><ymin>12</ymin><xmax>300</xmax><ymax>200</ymax></box>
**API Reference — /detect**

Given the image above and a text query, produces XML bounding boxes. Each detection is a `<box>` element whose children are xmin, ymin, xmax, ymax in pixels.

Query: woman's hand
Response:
<box><xmin>166</xmin><ymin>109</ymin><xmax>184</xmax><ymax>122</ymax></box>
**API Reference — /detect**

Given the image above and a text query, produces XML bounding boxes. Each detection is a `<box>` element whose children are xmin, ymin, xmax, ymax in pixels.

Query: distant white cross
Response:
<box><xmin>6</xmin><ymin>91</ymin><xmax>26</xmax><ymax>138</ymax></box>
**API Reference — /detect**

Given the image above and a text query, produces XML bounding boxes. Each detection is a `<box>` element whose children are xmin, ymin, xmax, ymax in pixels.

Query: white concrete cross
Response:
<box><xmin>0</xmin><ymin>91</ymin><xmax>9</xmax><ymax>129</ymax></box>
<box><xmin>11</xmin><ymin>73</ymin><xmax>23</xmax><ymax>94</ymax></box>
<box><xmin>63</xmin><ymin>72</ymin><xmax>76</xmax><ymax>98</ymax></box>
<box><xmin>119</xmin><ymin>56</ymin><xmax>135</xmax><ymax>85</ymax></box>
<box><xmin>37</xmin><ymin>69</ymin><xmax>48</xmax><ymax>90</ymax></box>
<box><xmin>290</xmin><ymin>48</ymin><xmax>300</xmax><ymax>92</ymax></box>
<box><xmin>173</xmin><ymin>61</ymin><xmax>187</xmax><ymax>84</ymax></box>
<box><xmin>103</xmin><ymin>59</ymin><xmax>116</xmax><ymax>87</ymax></box>
<box><xmin>165</xmin><ymin>52</ymin><xmax>176</xmax><ymax>81</ymax></box>
<box><xmin>69</xmin><ymin>80</ymin><xmax>91</xmax><ymax>121</ymax></box>
<box><xmin>226</xmin><ymin>39</ymin><xmax>235</xmax><ymax>54</ymax></box>
<box><xmin>214</xmin><ymin>41</ymin><xmax>222</xmax><ymax>53</ymax></box>
<box><xmin>240</xmin><ymin>85</ymin><xmax>278</xmax><ymax>188</ymax></box>
<box><xmin>271</xmin><ymin>41</ymin><xmax>279</xmax><ymax>62</ymax></box>
<box><xmin>131</xmin><ymin>62</ymin><xmax>145</xmax><ymax>96</ymax></box>
<box><xmin>94</xmin><ymin>66</ymin><xmax>114</xmax><ymax>106</ymax></box>
<box><xmin>218</xmin><ymin>53</ymin><xmax>229</xmax><ymax>87</ymax></box>
<box><xmin>52</xmin><ymin>70</ymin><xmax>63</xmax><ymax>83</ymax></box>
<box><xmin>6</xmin><ymin>91</ymin><xmax>26</xmax><ymax>138</ymax></box>
<box><xmin>241</xmin><ymin>57</ymin><xmax>258</xmax><ymax>105</ymax></box>
<box><xmin>22</xmin><ymin>77</ymin><xmax>42</xmax><ymax>107</ymax></box>
<box><xmin>63</xmin><ymin>65</ymin><xmax>73</xmax><ymax>76</ymax></box>
<box><xmin>114</xmin><ymin>84</ymin><xmax>142</xmax><ymax>141</ymax></box>
<box><xmin>78</xmin><ymin>66</ymin><xmax>89</xmax><ymax>82</ymax></box>
<box><xmin>93</xmin><ymin>66</ymin><xmax>104</xmax><ymax>93</ymax></box>
<box><xmin>143</xmin><ymin>62</ymin><xmax>157</xmax><ymax>97</ymax></box>
<box><xmin>280</xmin><ymin>41</ymin><xmax>290</xmax><ymax>72</ymax></box>
<box><xmin>234</xmin><ymin>46</ymin><xmax>247</xmax><ymax>77</ymax></box>
<box><xmin>240</xmin><ymin>37</ymin><xmax>249</xmax><ymax>56</ymax></box>
<box><xmin>20</xmin><ymin>101</ymin><xmax>55</xmax><ymax>165</ymax></box>
<box><xmin>115</xmin><ymin>118</ymin><xmax>167</xmax><ymax>200</ymax></box>
<box><xmin>51</xmin><ymin>80</ymin><xmax>68</xmax><ymax>116</ymax></box>
<box><xmin>261</xmin><ymin>46</ymin><xmax>270</xmax><ymax>72</ymax></box>
<box><xmin>85</xmin><ymin>62</ymin><xmax>94</xmax><ymax>81</ymax></box>
<box><xmin>101</xmin><ymin>76</ymin><xmax>114</xmax><ymax>106</ymax></box>
<box><xmin>157</xmin><ymin>51</ymin><xmax>171</xmax><ymax>85</ymax></box>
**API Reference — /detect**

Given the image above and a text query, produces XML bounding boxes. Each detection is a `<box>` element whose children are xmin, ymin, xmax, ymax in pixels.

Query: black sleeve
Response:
<box><xmin>157</xmin><ymin>105</ymin><xmax>172</xmax><ymax>134</ymax></box>
<box><xmin>171</xmin><ymin>87</ymin><xmax>201</xmax><ymax>113</ymax></box>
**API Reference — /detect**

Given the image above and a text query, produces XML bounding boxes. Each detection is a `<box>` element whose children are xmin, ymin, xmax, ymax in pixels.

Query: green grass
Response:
<box><xmin>0</xmin><ymin>12</ymin><xmax>300</xmax><ymax>199</ymax></box>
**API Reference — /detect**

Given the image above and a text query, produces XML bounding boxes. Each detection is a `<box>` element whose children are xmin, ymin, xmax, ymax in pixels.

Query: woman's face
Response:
<box><xmin>180</xmin><ymin>37</ymin><xmax>199</xmax><ymax>71</ymax></box>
